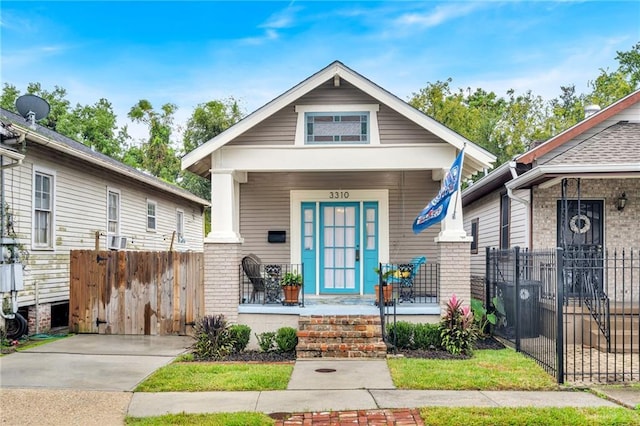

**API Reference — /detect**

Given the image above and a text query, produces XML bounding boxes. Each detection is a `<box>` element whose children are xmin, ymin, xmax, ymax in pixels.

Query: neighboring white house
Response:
<box><xmin>0</xmin><ymin>107</ymin><xmax>209</xmax><ymax>333</ymax></box>
<box><xmin>181</xmin><ymin>61</ymin><xmax>496</xmax><ymax>326</ymax></box>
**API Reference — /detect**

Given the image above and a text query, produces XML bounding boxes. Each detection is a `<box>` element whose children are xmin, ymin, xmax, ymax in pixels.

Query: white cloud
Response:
<box><xmin>395</xmin><ymin>2</ymin><xmax>484</xmax><ymax>28</ymax></box>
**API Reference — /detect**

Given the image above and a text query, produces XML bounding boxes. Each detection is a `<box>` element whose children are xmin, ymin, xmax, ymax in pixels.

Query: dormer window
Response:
<box><xmin>306</xmin><ymin>112</ymin><xmax>368</xmax><ymax>144</ymax></box>
<box><xmin>295</xmin><ymin>104</ymin><xmax>380</xmax><ymax>146</ymax></box>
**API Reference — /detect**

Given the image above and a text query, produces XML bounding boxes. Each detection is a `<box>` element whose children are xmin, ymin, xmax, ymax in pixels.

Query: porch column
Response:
<box><xmin>204</xmin><ymin>168</ymin><xmax>247</xmax><ymax>323</ymax></box>
<box><xmin>203</xmin><ymin>242</ymin><xmax>242</xmax><ymax>323</ymax></box>
<box><xmin>435</xmin><ymin>164</ymin><xmax>472</xmax><ymax>314</ymax></box>
<box><xmin>208</xmin><ymin>169</ymin><xmax>246</xmax><ymax>243</ymax></box>
<box><xmin>436</xmin><ymin>240</ymin><xmax>472</xmax><ymax>316</ymax></box>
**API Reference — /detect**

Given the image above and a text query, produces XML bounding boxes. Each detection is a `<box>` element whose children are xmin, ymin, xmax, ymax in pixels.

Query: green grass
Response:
<box><xmin>388</xmin><ymin>348</ymin><xmax>558</xmax><ymax>390</ymax></box>
<box><xmin>135</xmin><ymin>362</ymin><xmax>294</xmax><ymax>392</ymax></box>
<box><xmin>125</xmin><ymin>412</ymin><xmax>275</xmax><ymax>425</ymax></box>
<box><xmin>419</xmin><ymin>407</ymin><xmax>640</xmax><ymax>426</ymax></box>
<box><xmin>1</xmin><ymin>334</ymin><xmax>70</xmax><ymax>356</ymax></box>
<box><xmin>125</xmin><ymin>407</ymin><xmax>639</xmax><ymax>426</ymax></box>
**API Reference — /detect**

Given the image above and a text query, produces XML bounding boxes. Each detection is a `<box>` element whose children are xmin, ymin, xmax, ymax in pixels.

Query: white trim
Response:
<box><xmin>506</xmin><ymin>164</ymin><xmax>640</xmax><ymax>190</ymax></box>
<box><xmin>217</xmin><ymin>144</ymin><xmax>456</xmax><ymax>172</ymax></box>
<box><xmin>294</xmin><ymin>104</ymin><xmax>380</xmax><ymax>146</ymax></box>
<box><xmin>290</xmin><ymin>189</ymin><xmax>389</xmax><ymax>295</ymax></box>
<box><xmin>106</xmin><ymin>187</ymin><xmax>121</xmax><ymax>245</ymax></box>
<box><xmin>31</xmin><ymin>166</ymin><xmax>56</xmax><ymax>251</ymax></box>
<box><xmin>146</xmin><ymin>199</ymin><xmax>157</xmax><ymax>232</ymax></box>
<box><xmin>176</xmin><ymin>209</ymin><xmax>185</xmax><ymax>243</ymax></box>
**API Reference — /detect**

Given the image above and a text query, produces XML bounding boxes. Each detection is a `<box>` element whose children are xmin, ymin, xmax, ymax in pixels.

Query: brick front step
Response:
<box><xmin>296</xmin><ymin>315</ymin><xmax>387</xmax><ymax>358</ymax></box>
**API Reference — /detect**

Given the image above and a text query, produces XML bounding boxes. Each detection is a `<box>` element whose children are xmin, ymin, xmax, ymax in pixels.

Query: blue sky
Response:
<box><xmin>2</xmin><ymin>1</ymin><xmax>639</xmax><ymax>143</ymax></box>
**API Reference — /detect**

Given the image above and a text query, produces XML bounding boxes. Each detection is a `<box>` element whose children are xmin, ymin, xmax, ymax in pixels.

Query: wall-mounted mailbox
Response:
<box><xmin>268</xmin><ymin>230</ymin><xmax>286</xmax><ymax>243</ymax></box>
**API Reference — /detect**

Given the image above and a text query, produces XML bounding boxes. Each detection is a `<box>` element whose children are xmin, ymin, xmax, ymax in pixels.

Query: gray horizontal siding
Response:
<box><xmin>239</xmin><ymin>171</ymin><xmax>440</xmax><ymax>264</ymax></box>
<box><xmin>228</xmin><ymin>79</ymin><xmax>445</xmax><ymax>147</ymax></box>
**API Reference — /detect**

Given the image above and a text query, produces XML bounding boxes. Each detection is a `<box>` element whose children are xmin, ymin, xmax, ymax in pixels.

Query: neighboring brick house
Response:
<box><xmin>462</xmin><ymin>89</ymin><xmax>640</xmax><ymax>294</ymax></box>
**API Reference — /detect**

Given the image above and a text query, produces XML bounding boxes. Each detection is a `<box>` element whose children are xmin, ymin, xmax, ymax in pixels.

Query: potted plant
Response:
<box><xmin>373</xmin><ymin>267</ymin><xmax>394</xmax><ymax>306</ymax></box>
<box><xmin>281</xmin><ymin>272</ymin><xmax>302</xmax><ymax>305</ymax></box>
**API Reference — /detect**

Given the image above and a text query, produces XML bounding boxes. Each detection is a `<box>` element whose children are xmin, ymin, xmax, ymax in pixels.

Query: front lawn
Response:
<box><xmin>388</xmin><ymin>348</ymin><xmax>557</xmax><ymax>390</ymax></box>
<box><xmin>135</xmin><ymin>362</ymin><xmax>294</xmax><ymax>392</ymax></box>
<box><xmin>126</xmin><ymin>412</ymin><xmax>275</xmax><ymax>425</ymax></box>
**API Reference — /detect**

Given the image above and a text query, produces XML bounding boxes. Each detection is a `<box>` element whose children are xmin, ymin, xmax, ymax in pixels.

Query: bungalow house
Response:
<box><xmin>182</xmin><ymin>61</ymin><xmax>495</xmax><ymax>351</ymax></box>
<box><xmin>462</xmin><ymin>89</ymin><xmax>640</xmax><ymax>377</ymax></box>
<box><xmin>0</xmin><ymin>107</ymin><xmax>208</xmax><ymax>335</ymax></box>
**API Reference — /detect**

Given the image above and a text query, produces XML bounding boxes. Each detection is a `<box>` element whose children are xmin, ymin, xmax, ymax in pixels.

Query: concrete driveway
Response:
<box><xmin>0</xmin><ymin>334</ymin><xmax>192</xmax><ymax>391</ymax></box>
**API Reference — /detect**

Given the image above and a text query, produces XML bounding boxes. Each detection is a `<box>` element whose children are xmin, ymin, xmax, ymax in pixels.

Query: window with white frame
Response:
<box><xmin>33</xmin><ymin>170</ymin><xmax>54</xmax><ymax>248</ymax></box>
<box><xmin>107</xmin><ymin>189</ymin><xmax>120</xmax><ymax>239</ymax></box>
<box><xmin>294</xmin><ymin>104</ymin><xmax>380</xmax><ymax>146</ymax></box>
<box><xmin>305</xmin><ymin>112</ymin><xmax>369</xmax><ymax>144</ymax></box>
<box><xmin>147</xmin><ymin>200</ymin><xmax>157</xmax><ymax>231</ymax></box>
<box><xmin>176</xmin><ymin>209</ymin><xmax>184</xmax><ymax>242</ymax></box>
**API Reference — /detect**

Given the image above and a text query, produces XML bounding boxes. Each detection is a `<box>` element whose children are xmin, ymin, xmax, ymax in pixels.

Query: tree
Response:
<box><xmin>180</xmin><ymin>98</ymin><xmax>243</xmax><ymax>234</ymax></box>
<box><xmin>56</xmin><ymin>98</ymin><xmax>128</xmax><ymax>159</ymax></box>
<box><xmin>127</xmin><ymin>100</ymin><xmax>180</xmax><ymax>183</ymax></box>
<box><xmin>586</xmin><ymin>43</ymin><xmax>640</xmax><ymax>108</ymax></box>
<box><xmin>0</xmin><ymin>84</ymin><xmax>20</xmax><ymax>111</ymax></box>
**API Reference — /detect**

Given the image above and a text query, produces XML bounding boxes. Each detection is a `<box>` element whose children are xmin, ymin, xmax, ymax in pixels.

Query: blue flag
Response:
<box><xmin>412</xmin><ymin>148</ymin><xmax>464</xmax><ymax>234</ymax></box>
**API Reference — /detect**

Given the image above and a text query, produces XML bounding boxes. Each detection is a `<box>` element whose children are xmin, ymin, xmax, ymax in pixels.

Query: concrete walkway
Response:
<box><xmin>2</xmin><ymin>337</ymin><xmax>640</xmax><ymax>425</ymax></box>
<box><xmin>127</xmin><ymin>359</ymin><xmax>623</xmax><ymax>418</ymax></box>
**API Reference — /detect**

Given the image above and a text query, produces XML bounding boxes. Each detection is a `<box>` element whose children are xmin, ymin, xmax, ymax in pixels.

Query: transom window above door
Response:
<box><xmin>306</xmin><ymin>112</ymin><xmax>368</xmax><ymax>144</ymax></box>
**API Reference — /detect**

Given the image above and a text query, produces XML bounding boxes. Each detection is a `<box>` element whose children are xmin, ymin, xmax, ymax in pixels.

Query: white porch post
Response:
<box><xmin>204</xmin><ymin>169</ymin><xmax>246</xmax><ymax>323</ymax></box>
<box><xmin>207</xmin><ymin>169</ymin><xmax>245</xmax><ymax>243</ymax></box>
<box><xmin>434</xmin><ymin>166</ymin><xmax>472</xmax><ymax>314</ymax></box>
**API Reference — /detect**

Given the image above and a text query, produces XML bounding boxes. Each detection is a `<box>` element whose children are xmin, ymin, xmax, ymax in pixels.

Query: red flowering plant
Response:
<box><xmin>439</xmin><ymin>294</ymin><xmax>478</xmax><ymax>355</ymax></box>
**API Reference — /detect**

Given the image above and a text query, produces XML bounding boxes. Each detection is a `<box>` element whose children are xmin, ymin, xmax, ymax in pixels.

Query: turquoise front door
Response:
<box><xmin>320</xmin><ymin>203</ymin><xmax>359</xmax><ymax>294</ymax></box>
<box><xmin>301</xmin><ymin>201</ymin><xmax>379</xmax><ymax>295</ymax></box>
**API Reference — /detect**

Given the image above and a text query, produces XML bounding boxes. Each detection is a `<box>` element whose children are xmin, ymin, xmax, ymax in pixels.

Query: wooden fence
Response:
<box><xmin>69</xmin><ymin>250</ymin><xmax>204</xmax><ymax>335</ymax></box>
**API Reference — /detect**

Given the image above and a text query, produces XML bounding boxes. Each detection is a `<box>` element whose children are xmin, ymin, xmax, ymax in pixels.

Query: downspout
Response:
<box><xmin>507</xmin><ymin>161</ymin><xmax>531</xmax><ymax>249</ymax></box>
<box><xmin>507</xmin><ymin>161</ymin><xmax>530</xmax><ymax>206</ymax></box>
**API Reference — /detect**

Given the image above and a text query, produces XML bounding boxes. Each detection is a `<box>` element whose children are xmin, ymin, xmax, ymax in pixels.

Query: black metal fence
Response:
<box><xmin>378</xmin><ymin>261</ymin><xmax>440</xmax><ymax>347</ymax></box>
<box><xmin>487</xmin><ymin>247</ymin><xmax>640</xmax><ymax>384</ymax></box>
<box><xmin>239</xmin><ymin>263</ymin><xmax>304</xmax><ymax>306</ymax></box>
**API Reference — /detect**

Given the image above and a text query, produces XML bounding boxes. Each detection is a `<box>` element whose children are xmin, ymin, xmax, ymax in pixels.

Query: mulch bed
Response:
<box><xmin>209</xmin><ymin>336</ymin><xmax>506</xmax><ymax>362</ymax></box>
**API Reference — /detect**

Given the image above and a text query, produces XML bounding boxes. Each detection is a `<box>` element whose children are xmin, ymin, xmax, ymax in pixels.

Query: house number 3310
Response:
<box><xmin>329</xmin><ymin>191</ymin><xmax>349</xmax><ymax>199</ymax></box>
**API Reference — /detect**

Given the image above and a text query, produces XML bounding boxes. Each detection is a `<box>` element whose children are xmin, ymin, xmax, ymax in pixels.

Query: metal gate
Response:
<box><xmin>69</xmin><ymin>250</ymin><xmax>204</xmax><ymax>335</ymax></box>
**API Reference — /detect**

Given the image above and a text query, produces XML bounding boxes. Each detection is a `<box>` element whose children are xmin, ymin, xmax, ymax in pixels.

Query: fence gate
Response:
<box><xmin>70</xmin><ymin>250</ymin><xmax>204</xmax><ymax>335</ymax></box>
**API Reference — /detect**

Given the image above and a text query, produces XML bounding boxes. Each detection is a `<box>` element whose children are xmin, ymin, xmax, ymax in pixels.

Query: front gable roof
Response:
<box><xmin>182</xmin><ymin>61</ymin><xmax>495</xmax><ymax>178</ymax></box>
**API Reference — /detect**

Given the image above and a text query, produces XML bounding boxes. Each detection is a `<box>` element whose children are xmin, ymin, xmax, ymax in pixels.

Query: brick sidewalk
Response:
<box><xmin>273</xmin><ymin>408</ymin><xmax>425</xmax><ymax>425</ymax></box>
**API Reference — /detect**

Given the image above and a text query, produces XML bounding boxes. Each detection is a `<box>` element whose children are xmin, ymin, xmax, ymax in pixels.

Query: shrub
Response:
<box><xmin>228</xmin><ymin>324</ymin><xmax>251</xmax><ymax>353</ymax></box>
<box><xmin>439</xmin><ymin>294</ymin><xmax>478</xmax><ymax>356</ymax></box>
<box><xmin>275</xmin><ymin>327</ymin><xmax>298</xmax><ymax>352</ymax></box>
<box><xmin>388</xmin><ymin>321</ymin><xmax>414</xmax><ymax>349</ymax></box>
<box><xmin>470</xmin><ymin>298</ymin><xmax>497</xmax><ymax>337</ymax></box>
<box><xmin>193</xmin><ymin>314</ymin><xmax>234</xmax><ymax>360</ymax></box>
<box><xmin>413</xmin><ymin>322</ymin><xmax>440</xmax><ymax>350</ymax></box>
<box><xmin>256</xmin><ymin>331</ymin><xmax>276</xmax><ymax>352</ymax></box>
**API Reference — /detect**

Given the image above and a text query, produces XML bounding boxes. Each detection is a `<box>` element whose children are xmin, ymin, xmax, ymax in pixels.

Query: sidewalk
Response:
<box><xmin>127</xmin><ymin>359</ymin><xmax>624</xmax><ymax>420</ymax></box>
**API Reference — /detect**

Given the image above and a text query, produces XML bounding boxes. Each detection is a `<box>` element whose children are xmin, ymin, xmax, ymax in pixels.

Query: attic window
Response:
<box><xmin>306</xmin><ymin>112</ymin><xmax>368</xmax><ymax>144</ymax></box>
<box><xmin>294</xmin><ymin>104</ymin><xmax>380</xmax><ymax>146</ymax></box>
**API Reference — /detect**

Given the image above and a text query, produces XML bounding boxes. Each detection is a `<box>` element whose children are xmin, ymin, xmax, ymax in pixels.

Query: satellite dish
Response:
<box><xmin>15</xmin><ymin>94</ymin><xmax>50</xmax><ymax>128</ymax></box>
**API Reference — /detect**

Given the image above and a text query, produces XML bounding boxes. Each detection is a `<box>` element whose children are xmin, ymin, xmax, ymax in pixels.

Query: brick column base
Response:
<box><xmin>204</xmin><ymin>242</ymin><xmax>242</xmax><ymax>324</ymax></box>
<box><xmin>27</xmin><ymin>303</ymin><xmax>51</xmax><ymax>334</ymax></box>
<box><xmin>437</xmin><ymin>240</ymin><xmax>472</xmax><ymax>315</ymax></box>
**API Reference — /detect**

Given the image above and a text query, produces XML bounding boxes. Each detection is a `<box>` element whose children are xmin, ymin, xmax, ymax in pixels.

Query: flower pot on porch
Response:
<box><xmin>282</xmin><ymin>285</ymin><xmax>301</xmax><ymax>305</ymax></box>
<box><xmin>375</xmin><ymin>284</ymin><xmax>393</xmax><ymax>306</ymax></box>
